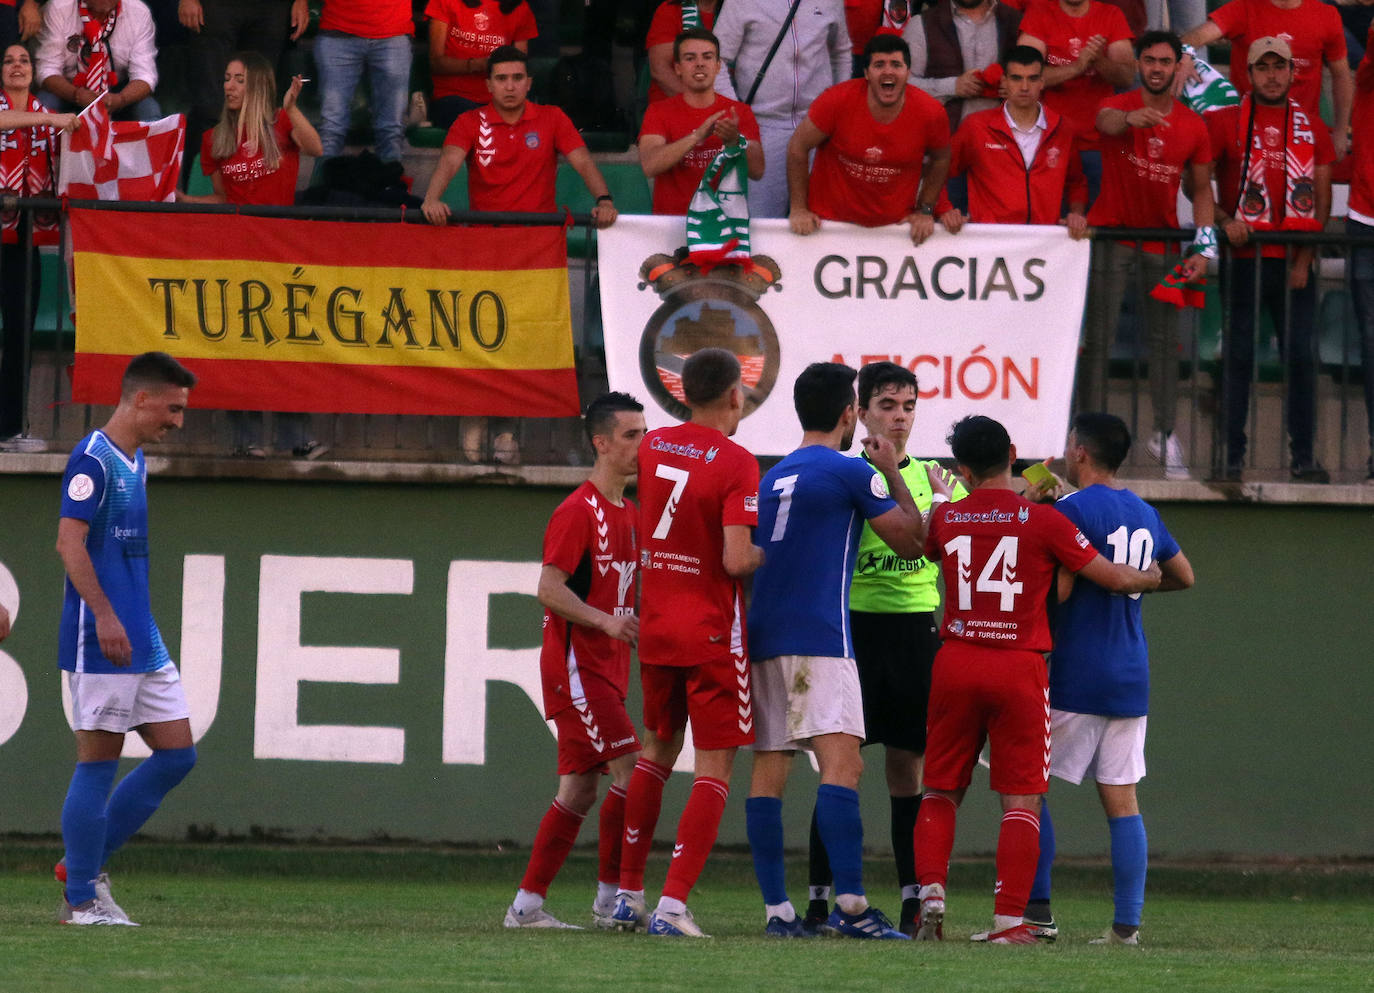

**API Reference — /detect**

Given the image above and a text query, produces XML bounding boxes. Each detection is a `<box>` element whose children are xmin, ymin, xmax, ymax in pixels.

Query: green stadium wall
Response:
<box><xmin>0</xmin><ymin>474</ymin><xmax>1369</xmax><ymax>858</ymax></box>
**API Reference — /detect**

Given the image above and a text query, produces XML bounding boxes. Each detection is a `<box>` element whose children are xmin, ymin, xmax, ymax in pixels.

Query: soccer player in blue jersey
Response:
<box><xmin>54</xmin><ymin>351</ymin><xmax>198</xmax><ymax>926</ymax></box>
<box><xmin>1038</xmin><ymin>412</ymin><xmax>1194</xmax><ymax>945</ymax></box>
<box><xmin>744</xmin><ymin>361</ymin><xmax>950</xmax><ymax>940</ymax></box>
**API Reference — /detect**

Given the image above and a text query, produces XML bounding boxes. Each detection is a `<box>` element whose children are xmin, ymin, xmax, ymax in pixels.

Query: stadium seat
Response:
<box><xmin>185</xmin><ymin>153</ymin><xmax>214</xmax><ymax>197</ymax></box>
<box><xmin>1319</xmin><ymin>287</ymin><xmax>1364</xmax><ymax>380</ymax></box>
<box><xmin>555</xmin><ymin>162</ymin><xmax>651</xmax><ymax>258</ymax></box>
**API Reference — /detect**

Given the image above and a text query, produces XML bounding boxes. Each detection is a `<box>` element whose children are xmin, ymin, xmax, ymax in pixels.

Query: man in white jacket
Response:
<box><xmin>713</xmin><ymin>0</ymin><xmax>851</xmax><ymax>217</ymax></box>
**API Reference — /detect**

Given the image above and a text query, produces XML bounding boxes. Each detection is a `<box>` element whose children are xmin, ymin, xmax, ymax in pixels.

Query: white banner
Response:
<box><xmin>598</xmin><ymin>216</ymin><xmax>1091</xmax><ymax>459</ymax></box>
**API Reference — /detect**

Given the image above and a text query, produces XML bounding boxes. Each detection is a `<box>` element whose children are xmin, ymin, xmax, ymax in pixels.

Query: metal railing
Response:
<box><xmin>2</xmin><ymin>199</ymin><xmax>1371</xmax><ymax>481</ymax></box>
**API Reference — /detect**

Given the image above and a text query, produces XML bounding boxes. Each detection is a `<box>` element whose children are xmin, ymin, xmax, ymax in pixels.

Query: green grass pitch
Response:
<box><xmin>2</xmin><ymin>843</ymin><xmax>1371</xmax><ymax>993</ymax></box>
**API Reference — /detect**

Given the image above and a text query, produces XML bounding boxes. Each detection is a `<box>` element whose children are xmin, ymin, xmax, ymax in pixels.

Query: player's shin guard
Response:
<box><xmin>993</xmin><ymin>807</ymin><xmax>1042</xmax><ymax>918</ymax></box>
<box><xmin>661</xmin><ymin>777</ymin><xmax>729</xmax><ymax>903</ymax></box>
<box><xmin>1108</xmin><ymin>814</ymin><xmax>1147</xmax><ymax>928</ymax></box>
<box><xmin>597</xmin><ymin>784</ymin><xmax>627</xmax><ymax>886</ymax></box>
<box><xmin>101</xmin><ymin>746</ymin><xmax>197</xmax><ymax>864</ymax></box>
<box><xmin>890</xmin><ymin>794</ymin><xmax>921</xmax><ymax>891</ymax></box>
<box><xmin>61</xmin><ymin>760</ymin><xmax>119</xmax><ymax>906</ymax></box>
<box><xmin>519</xmin><ymin>799</ymin><xmax>586</xmax><ymax>898</ymax></box>
<box><xmin>914</xmin><ymin>793</ymin><xmax>958</xmax><ymax>888</ymax></box>
<box><xmin>1030</xmin><ymin>798</ymin><xmax>1055</xmax><ymax>905</ymax></box>
<box><xmin>618</xmin><ymin>758</ymin><xmax>671</xmax><ymax>891</ymax></box>
<box><xmin>815</xmin><ymin>784</ymin><xmax>865</xmax><ymax>902</ymax></box>
<box><xmin>746</xmin><ymin>796</ymin><xmax>788</xmax><ymax>906</ymax></box>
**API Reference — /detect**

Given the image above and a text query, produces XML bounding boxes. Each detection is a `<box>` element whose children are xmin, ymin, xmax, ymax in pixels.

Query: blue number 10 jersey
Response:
<box><xmin>1050</xmin><ymin>483</ymin><xmax>1180</xmax><ymax>717</ymax></box>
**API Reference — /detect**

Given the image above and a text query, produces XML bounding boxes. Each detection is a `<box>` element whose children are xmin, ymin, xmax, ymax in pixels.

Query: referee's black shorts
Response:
<box><xmin>851</xmin><ymin>610</ymin><xmax>939</xmax><ymax>753</ymax></box>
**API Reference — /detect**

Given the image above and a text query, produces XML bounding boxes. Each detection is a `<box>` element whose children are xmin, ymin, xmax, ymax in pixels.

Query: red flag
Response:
<box><xmin>60</xmin><ymin>105</ymin><xmax>184</xmax><ymax>202</ymax></box>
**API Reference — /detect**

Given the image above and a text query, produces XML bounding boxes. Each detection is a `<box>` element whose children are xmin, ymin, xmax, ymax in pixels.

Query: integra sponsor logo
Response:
<box><xmin>650</xmin><ymin>437</ymin><xmax>707</xmax><ymax>459</ymax></box>
<box><xmin>856</xmin><ymin>550</ymin><xmax>929</xmax><ymax>575</ymax></box>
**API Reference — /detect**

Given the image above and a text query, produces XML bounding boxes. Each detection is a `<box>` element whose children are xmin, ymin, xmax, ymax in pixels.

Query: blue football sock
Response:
<box><xmin>102</xmin><ymin>746</ymin><xmax>197</xmax><ymax>864</ymax></box>
<box><xmin>1109</xmin><ymin>814</ymin><xmax>1147</xmax><ymax>928</ymax></box>
<box><xmin>816</xmin><ymin>784</ymin><xmax>864</xmax><ymax>900</ymax></box>
<box><xmin>62</xmin><ymin>760</ymin><xmax>119</xmax><ymax>906</ymax></box>
<box><xmin>746</xmin><ymin>796</ymin><xmax>789</xmax><ymax>906</ymax></box>
<box><xmin>1030</xmin><ymin>798</ymin><xmax>1055</xmax><ymax>904</ymax></box>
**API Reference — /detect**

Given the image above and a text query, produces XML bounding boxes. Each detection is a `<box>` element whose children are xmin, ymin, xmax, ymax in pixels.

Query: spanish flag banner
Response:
<box><xmin>69</xmin><ymin>209</ymin><xmax>580</xmax><ymax>417</ymax></box>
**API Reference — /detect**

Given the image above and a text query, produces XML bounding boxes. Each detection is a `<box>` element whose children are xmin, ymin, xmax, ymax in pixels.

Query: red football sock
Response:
<box><xmin>993</xmin><ymin>807</ymin><xmax>1042</xmax><ymax>918</ymax></box>
<box><xmin>519</xmin><ymin>798</ymin><xmax>586</xmax><ymax>897</ymax></box>
<box><xmin>618</xmin><ymin>758</ymin><xmax>672</xmax><ymax>891</ymax></box>
<box><xmin>598</xmin><ymin>784</ymin><xmax>627</xmax><ymax>885</ymax></box>
<box><xmin>914</xmin><ymin>793</ymin><xmax>958</xmax><ymax>888</ymax></box>
<box><xmin>661</xmin><ymin>776</ymin><xmax>729</xmax><ymax>904</ymax></box>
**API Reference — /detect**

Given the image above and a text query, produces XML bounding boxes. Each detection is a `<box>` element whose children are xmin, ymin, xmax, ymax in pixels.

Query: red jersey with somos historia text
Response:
<box><xmin>636</xmin><ymin>422</ymin><xmax>759</xmax><ymax>668</ymax></box>
<box><xmin>926</xmin><ymin>487</ymin><xmax>1097</xmax><ymax>653</ymax></box>
<box><xmin>539</xmin><ymin>480</ymin><xmax>639</xmax><ymax>718</ymax></box>
<box><xmin>424</xmin><ymin>0</ymin><xmax>538</xmax><ymax>103</ymax></box>
<box><xmin>805</xmin><ymin>78</ymin><xmax>951</xmax><ymax>227</ymax></box>
<box><xmin>445</xmin><ymin>101</ymin><xmax>585</xmax><ymax>211</ymax></box>
<box><xmin>639</xmin><ymin>92</ymin><xmax>760</xmax><ymax>215</ymax></box>
<box><xmin>1017</xmin><ymin>0</ymin><xmax>1133</xmax><ymax>147</ymax></box>
<box><xmin>1209</xmin><ymin>0</ymin><xmax>1344</xmax><ymax>124</ymax></box>
<box><xmin>201</xmin><ymin>109</ymin><xmax>300</xmax><ymax>206</ymax></box>
<box><xmin>1088</xmin><ymin>90</ymin><xmax>1212</xmax><ymax>252</ymax></box>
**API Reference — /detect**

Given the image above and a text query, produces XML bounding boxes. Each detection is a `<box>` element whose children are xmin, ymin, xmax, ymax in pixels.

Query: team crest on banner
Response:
<box><xmin>634</xmin><ymin>248</ymin><xmax>782</xmax><ymax>422</ymax></box>
<box><xmin>599</xmin><ymin>216</ymin><xmax>1092</xmax><ymax>458</ymax></box>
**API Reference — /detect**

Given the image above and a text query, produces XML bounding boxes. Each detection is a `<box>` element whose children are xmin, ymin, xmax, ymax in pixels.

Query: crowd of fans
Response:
<box><xmin>1</xmin><ymin>0</ymin><xmax>1373</xmax><ymax>480</ymax></box>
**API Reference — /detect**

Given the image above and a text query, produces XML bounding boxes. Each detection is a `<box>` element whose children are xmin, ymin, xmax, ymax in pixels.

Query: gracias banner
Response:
<box><xmin>598</xmin><ymin>216</ymin><xmax>1091</xmax><ymax>459</ymax></box>
<box><xmin>69</xmin><ymin>209</ymin><xmax>579</xmax><ymax>417</ymax></box>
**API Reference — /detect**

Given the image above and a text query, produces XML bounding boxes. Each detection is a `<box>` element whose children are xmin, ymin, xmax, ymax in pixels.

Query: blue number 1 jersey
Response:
<box><xmin>748</xmin><ymin>445</ymin><xmax>897</xmax><ymax>661</ymax></box>
<box><xmin>59</xmin><ymin>430</ymin><xmax>172</xmax><ymax>674</ymax></box>
<box><xmin>1050</xmin><ymin>483</ymin><xmax>1180</xmax><ymax>717</ymax></box>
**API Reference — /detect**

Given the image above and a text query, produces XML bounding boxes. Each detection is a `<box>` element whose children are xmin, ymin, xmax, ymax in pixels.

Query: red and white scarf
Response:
<box><xmin>0</xmin><ymin>90</ymin><xmax>60</xmax><ymax>244</ymax></box>
<box><xmin>1235</xmin><ymin>95</ymin><xmax>1320</xmax><ymax>232</ymax></box>
<box><xmin>74</xmin><ymin>1</ymin><xmax>121</xmax><ymax>95</ymax></box>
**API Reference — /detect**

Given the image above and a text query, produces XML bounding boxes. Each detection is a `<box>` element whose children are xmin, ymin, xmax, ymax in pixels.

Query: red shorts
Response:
<box><xmin>923</xmin><ymin>642</ymin><xmax>1050</xmax><ymax>796</ymax></box>
<box><xmin>551</xmin><ymin>695</ymin><xmax>640</xmax><ymax>775</ymax></box>
<box><xmin>640</xmin><ymin>655</ymin><xmax>755</xmax><ymax>751</ymax></box>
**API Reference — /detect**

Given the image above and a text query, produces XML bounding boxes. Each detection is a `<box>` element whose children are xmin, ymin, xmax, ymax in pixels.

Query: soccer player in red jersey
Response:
<box><xmin>786</xmin><ymin>33</ymin><xmax>951</xmax><ymax>245</ymax></box>
<box><xmin>611</xmin><ymin>347</ymin><xmax>763</xmax><ymax>938</ymax></box>
<box><xmin>638</xmin><ymin>28</ymin><xmax>763</xmax><ymax>217</ymax></box>
<box><xmin>911</xmin><ymin>415</ymin><xmax>1160</xmax><ymax>944</ymax></box>
<box><xmin>504</xmin><ymin>392</ymin><xmax>647</xmax><ymax>929</ymax></box>
<box><xmin>421</xmin><ymin>46</ymin><xmax>617</xmax><ymax>225</ymax></box>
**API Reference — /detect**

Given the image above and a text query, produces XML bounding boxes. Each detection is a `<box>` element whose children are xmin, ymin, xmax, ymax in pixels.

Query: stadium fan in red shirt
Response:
<box><xmin>1347</xmin><ymin>27</ymin><xmax>1374</xmax><ymax>482</ymax></box>
<box><xmin>609</xmin><ymin>347</ymin><xmax>763</xmax><ymax>939</ymax></box>
<box><xmin>1</xmin><ymin>42</ymin><xmax>78</xmax><ymax>452</ymax></box>
<box><xmin>911</xmin><ymin>414</ymin><xmax>1160</xmax><ymax>945</ymax></box>
<box><xmin>421</xmin><ymin>46</ymin><xmax>617</xmax><ymax>225</ymax></box>
<box><xmin>424</xmin><ymin>0</ymin><xmax>537</xmax><ymax>132</ymax></box>
<box><xmin>1180</xmin><ymin>0</ymin><xmax>1351</xmax><ymax>159</ymax></box>
<box><xmin>314</xmin><ymin>0</ymin><xmax>415</xmax><ymax>164</ymax></box>
<box><xmin>1205</xmin><ymin>36</ymin><xmax>1333</xmax><ymax>484</ymax></box>
<box><xmin>645</xmin><ymin>0</ymin><xmax>720</xmax><ymax>105</ymax></box>
<box><xmin>503</xmin><ymin>392</ymin><xmax>647</xmax><ymax>929</ymax></box>
<box><xmin>175</xmin><ymin>53</ymin><xmax>327</xmax><ymax>462</ymax></box>
<box><xmin>937</xmin><ymin>45</ymin><xmax>1088</xmax><ymax>234</ymax></box>
<box><xmin>787</xmin><ymin>33</ymin><xmax>951</xmax><ymax>246</ymax></box>
<box><xmin>1079</xmin><ymin>29</ymin><xmax>1215</xmax><ymax>481</ymax></box>
<box><xmin>638</xmin><ymin>28</ymin><xmax>763</xmax><ymax>217</ymax></box>
<box><xmin>1016</xmin><ymin>0</ymin><xmax>1135</xmax><ymax>204</ymax></box>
